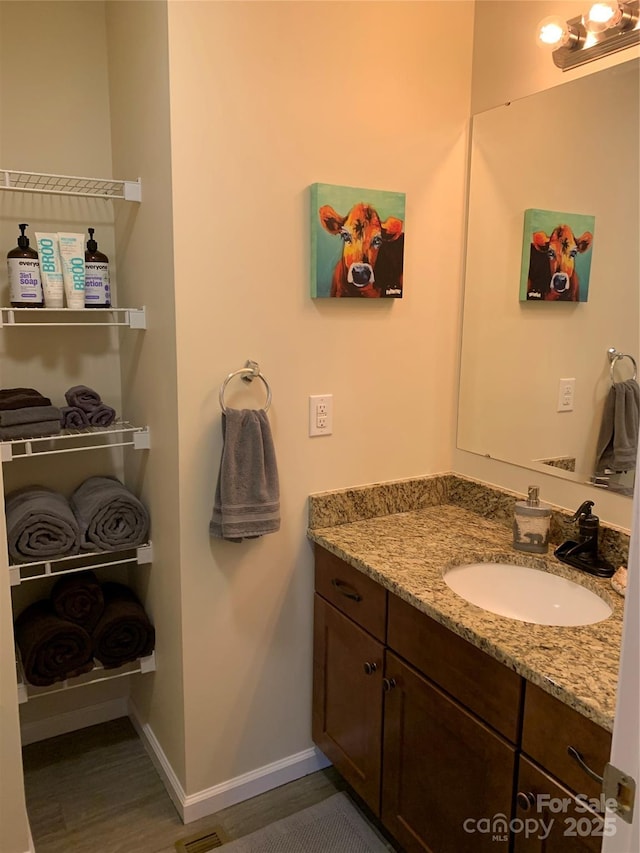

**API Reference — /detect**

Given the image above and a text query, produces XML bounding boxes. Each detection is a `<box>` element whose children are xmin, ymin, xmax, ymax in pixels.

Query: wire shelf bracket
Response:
<box><xmin>1</xmin><ymin>169</ymin><xmax>142</xmax><ymax>202</ymax></box>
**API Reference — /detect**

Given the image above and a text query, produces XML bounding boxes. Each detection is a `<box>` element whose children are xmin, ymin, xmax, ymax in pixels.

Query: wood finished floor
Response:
<box><xmin>22</xmin><ymin>717</ymin><xmax>391</xmax><ymax>853</ymax></box>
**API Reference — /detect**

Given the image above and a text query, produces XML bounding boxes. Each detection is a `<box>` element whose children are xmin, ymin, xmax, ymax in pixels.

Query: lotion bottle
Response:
<box><xmin>513</xmin><ymin>486</ymin><xmax>551</xmax><ymax>554</ymax></box>
<box><xmin>8</xmin><ymin>224</ymin><xmax>44</xmax><ymax>308</ymax></box>
<box><xmin>84</xmin><ymin>228</ymin><xmax>111</xmax><ymax>307</ymax></box>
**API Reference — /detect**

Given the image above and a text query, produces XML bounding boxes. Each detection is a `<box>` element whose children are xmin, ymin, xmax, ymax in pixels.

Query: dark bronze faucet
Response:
<box><xmin>554</xmin><ymin>500</ymin><xmax>615</xmax><ymax>578</ymax></box>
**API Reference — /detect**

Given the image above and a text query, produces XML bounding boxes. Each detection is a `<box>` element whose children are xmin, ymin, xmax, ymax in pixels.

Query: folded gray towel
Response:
<box><xmin>65</xmin><ymin>385</ymin><xmax>102</xmax><ymax>412</ymax></box>
<box><xmin>5</xmin><ymin>487</ymin><xmax>81</xmax><ymax>563</ymax></box>
<box><xmin>88</xmin><ymin>404</ymin><xmax>116</xmax><ymax>427</ymax></box>
<box><xmin>210</xmin><ymin>408</ymin><xmax>280</xmax><ymax>542</ymax></box>
<box><xmin>60</xmin><ymin>406</ymin><xmax>90</xmax><ymax>429</ymax></box>
<box><xmin>595</xmin><ymin>379</ymin><xmax>640</xmax><ymax>473</ymax></box>
<box><xmin>0</xmin><ymin>420</ymin><xmax>61</xmax><ymax>440</ymax></box>
<box><xmin>70</xmin><ymin>476</ymin><xmax>150</xmax><ymax>551</ymax></box>
<box><xmin>0</xmin><ymin>405</ymin><xmax>61</xmax><ymax>427</ymax></box>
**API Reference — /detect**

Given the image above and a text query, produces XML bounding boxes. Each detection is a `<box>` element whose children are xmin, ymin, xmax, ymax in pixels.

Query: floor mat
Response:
<box><xmin>212</xmin><ymin>792</ymin><xmax>392</xmax><ymax>852</ymax></box>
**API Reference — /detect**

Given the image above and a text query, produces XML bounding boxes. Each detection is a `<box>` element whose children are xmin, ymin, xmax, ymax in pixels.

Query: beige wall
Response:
<box><xmin>105</xmin><ymin>0</ymin><xmax>186</xmax><ymax>783</ymax></box>
<box><xmin>166</xmin><ymin>0</ymin><xmax>474</xmax><ymax>793</ymax></box>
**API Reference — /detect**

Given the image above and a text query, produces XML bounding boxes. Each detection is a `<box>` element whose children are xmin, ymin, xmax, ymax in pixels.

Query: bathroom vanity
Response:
<box><xmin>309</xmin><ymin>476</ymin><xmax>626</xmax><ymax>853</ymax></box>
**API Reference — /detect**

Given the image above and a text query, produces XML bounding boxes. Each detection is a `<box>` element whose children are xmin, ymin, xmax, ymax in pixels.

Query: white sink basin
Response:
<box><xmin>443</xmin><ymin>562</ymin><xmax>612</xmax><ymax>626</ymax></box>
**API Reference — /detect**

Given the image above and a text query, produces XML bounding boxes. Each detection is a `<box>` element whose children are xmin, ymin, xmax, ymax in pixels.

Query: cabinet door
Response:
<box><xmin>312</xmin><ymin>594</ymin><xmax>384</xmax><ymax>814</ymax></box>
<box><xmin>382</xmin><ymin>651</ymin><xmax>515</xmax><ymax>853</ymax></box>
<box><xmin>514</xmin><ymin>757</ymin><xmax>604</xmax><ymax>853</ymax></box>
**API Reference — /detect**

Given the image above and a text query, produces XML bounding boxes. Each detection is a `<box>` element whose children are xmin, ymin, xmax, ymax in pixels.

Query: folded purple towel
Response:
<box><xmin>64</xmin><ymin>385</ymin><xmax>102</xmax><ymax>412</ymax></box>
<box><xmin>60</xmin><ymin>406</ymin><xmax>90</xmax><ymax>429</ymax></box>
<box><xmin>88</xmin><ymin>404</ymin><xmax>116</xmax><ymax>427</ymax></box>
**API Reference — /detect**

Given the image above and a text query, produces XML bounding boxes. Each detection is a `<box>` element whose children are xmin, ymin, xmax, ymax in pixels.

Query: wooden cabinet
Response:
<box><xmin>312</xmin><ymin>594</ymin><xmax>384</xmax><ymax>812</ymax></box>
<box><xmin>382</xmin><ymin>651</ymin><xmax>515</xmax><ymax>852</ymax></box>
<box><xmin>312</xmin><ymin>546</ymin><xmax>612</xmax><ymax>853</ymax></box>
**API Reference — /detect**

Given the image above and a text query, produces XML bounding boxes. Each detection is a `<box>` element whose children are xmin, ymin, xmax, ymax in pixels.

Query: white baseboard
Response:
<box><xmin>20</xmin><ymin>697</ymin><xmax>129</xmax><ymax>746</ymax></box>
<box><xmin>128</xmin><ymin>700</ymin><xmax>331</xmax><ymax>824</ymax></box>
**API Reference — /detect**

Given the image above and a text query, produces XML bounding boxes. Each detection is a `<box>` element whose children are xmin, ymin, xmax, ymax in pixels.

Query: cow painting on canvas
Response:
<box><xmin>520</xmin><ymin>209</ymin><xmax>595</xmax><ymax>303</ymax></box>
<box><xmin>311</xmin><ymin>183</ymin><xmax>406</xmax><ymax>299</ymax></box>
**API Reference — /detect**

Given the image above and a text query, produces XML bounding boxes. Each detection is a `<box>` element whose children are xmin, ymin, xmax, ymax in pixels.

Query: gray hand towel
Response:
<box><xmin>210</xmin><ymin>408</ymin><xmax>280</xmax><ymax>542</ymax></box>
<box><xmin>0</xmin><ymin>387</ymin><xmax>52</xmax><ymax>410</ymax></box>
<box><xmin>0</xmin><ymin>420</ymin><xmax>62</xmax><ymax>440</ymax></box>
<box><xmin>64</xmin><ymin>385</ymin><xmax>102</xmax><ymax>412</ymax></box>
<box><xmin>595</xmin><ymin>379</ymin><xmax>640</xmax><ymax>473</ymax></box>
<box><xmin>70</xmin><ymin>476</ymin><xmax>150</xmax><ymax>551</ymax></box>
<box><xmin>0</xmin><ymin>405</ymin><xmax>61</xmax><ymax>427</ymax></box>
<box><xmin>5</xmin><ymin>486</ymin><xmax>81</xmax><ymax>563</ymax></box>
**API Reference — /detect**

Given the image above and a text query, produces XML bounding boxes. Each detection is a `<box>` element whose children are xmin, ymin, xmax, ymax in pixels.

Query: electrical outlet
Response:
<box><xmin>557</xmin><ymin>378</ymin><xmax>576</xmax><ymax>412</ymax></box>
<box><xmin>309</xmin><ymin>394</ymin><xmax>333</xmax><ymax>436</ymax></box>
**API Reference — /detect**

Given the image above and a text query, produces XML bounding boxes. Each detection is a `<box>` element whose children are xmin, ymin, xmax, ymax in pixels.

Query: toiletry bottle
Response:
<box><xmin>513</xmin><ymin>486</ymin><xmax>552</xmax><ymax>554</ymax></box>
<box><xmin>84</xmin><ymin>228</ymin><xmax>111</xmax><ymax>307</ymax></box>
<box><xmin>7</xmin><ymin>224</ymin><xmax>44</xmax><ymax>308</ymax></box>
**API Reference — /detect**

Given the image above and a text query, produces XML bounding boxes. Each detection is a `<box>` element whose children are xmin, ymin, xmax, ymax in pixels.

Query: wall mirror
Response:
<box><xmin>457</xmin><ymin>58</ymin><xmax>639</xmax><ymax>496</ymax></box>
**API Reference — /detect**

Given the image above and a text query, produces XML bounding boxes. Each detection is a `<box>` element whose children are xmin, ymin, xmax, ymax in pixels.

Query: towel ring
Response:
<box><xmin>219</xmin><ymin>362</ymin><xmax>272</xmax><ymax>413</ymax></box>
<box><xmin>608</xmin><ymin>347</ymin><xmax>638</xmax><ymax>386</ymax></box>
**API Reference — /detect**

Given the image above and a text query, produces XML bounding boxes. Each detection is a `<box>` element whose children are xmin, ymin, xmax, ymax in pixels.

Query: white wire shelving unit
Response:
<box><xmin>1</xmin><ymin>422</ymin><xmax>150</xmax><ymax>462</ymax></box>
<box><xmin>0</xmin><ymin>307</ymin><xmax>146</xmax><ymax>329</ymax></box>
<box><xmin>9</xmin><ymin>542</ymin><xmax>153</xmax><ymax>587</ymax></box>
<box><xmin>16</xmin><ymin>650</ymin><xmax>156</xmax><ymax>704</ymax></box>
<box><xmin>0</xmin><ymin>168</ymin><xmax>142</xmax><ymax>202</ymax></box>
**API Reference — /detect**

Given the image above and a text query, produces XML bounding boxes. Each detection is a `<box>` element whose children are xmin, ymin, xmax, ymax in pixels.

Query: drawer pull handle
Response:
<box><xmin>517</xmin><ymin>792</ymin><xmax>536</xmax><ymax>812</ymax></box>
<box><xmin>383</xmin><ymin>677</ymin><xmax>397</xmax><ymax>692</ymax></box>
<box><xmin>331</xmin><ymin>578</ymin><xmax>362</xmax><ymax>602</ymax></box>
<box><xmin>363</xmin><ymin>662</ymin><xmax>377</xmax><ymax>675</ymax></box>
<box><xmin>567</xmin><ymin>746</ymin><xmax>604</xmax><ymax>785</ymax></box>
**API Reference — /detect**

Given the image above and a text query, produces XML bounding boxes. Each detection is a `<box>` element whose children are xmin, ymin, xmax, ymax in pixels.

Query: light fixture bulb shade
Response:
<box><xmin>584</xmin><ymin>1</ymin><xmax>622</xmax><ymax>33</ymax></box>
<box><xmin>536</xmin><ymin>15</ymin><xmax>571</xmax><ymax>47</ymax></box>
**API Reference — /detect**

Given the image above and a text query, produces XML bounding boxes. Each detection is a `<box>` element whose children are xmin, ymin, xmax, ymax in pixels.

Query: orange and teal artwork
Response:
<box><xmin>520</xmin><ymin>208</ymin><xmax>595</xmax><ymax>302</ymax></box>
<box><xmin>310</xmin><ymin>183</ymin><xmax>405</xmax><ymax>298</ymax></box>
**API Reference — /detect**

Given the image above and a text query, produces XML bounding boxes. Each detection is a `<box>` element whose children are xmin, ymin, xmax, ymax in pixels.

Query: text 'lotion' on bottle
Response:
<box><xmin>84</xmin><ymin>228</ymin><xmax>111</xmax><ymax>308</ymax></box>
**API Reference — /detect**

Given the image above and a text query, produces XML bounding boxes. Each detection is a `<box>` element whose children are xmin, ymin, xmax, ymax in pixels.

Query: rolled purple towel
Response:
<box><xmin>60</xmin><ymin>406</ymin><xmax>90</xmax><ymax>429</ymax></box>
<box><xmin>64</xmin><ymin>385</ymin><xmax>102</xmax><ymax>412</ymax></box>
<box><xmin>88</xmin><ymin>404</ymin><xmax>116</xmax><ymax>427</ymax></box>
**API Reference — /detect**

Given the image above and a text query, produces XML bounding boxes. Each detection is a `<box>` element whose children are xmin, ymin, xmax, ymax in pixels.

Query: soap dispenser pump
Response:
<box><xmin>513</xmin><ymin>485</ymin><xmax>551</xmax><ymax>554</ymax></box>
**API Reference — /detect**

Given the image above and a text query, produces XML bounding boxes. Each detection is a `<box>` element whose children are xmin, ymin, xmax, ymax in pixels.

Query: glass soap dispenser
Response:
<box><xmin>513</xmin><ymin>486</ymin><xmax>551</xmax><ymax>554</ymax></box>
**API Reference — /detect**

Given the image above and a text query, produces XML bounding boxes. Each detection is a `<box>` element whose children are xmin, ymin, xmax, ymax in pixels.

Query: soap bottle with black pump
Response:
<box><xmin>513</xmin><ymin>486</ymin><xmax>552</xmax><ymax>554</ymax></box>
<box><xmin>84</xmin><ymin>228</ymin><xmax>111</xmax><ymax>307</ymax></box>
<box><xmin>7</xmin><ymin>224</ymin><xmax>43</xmax><ymax>308</ymax></box>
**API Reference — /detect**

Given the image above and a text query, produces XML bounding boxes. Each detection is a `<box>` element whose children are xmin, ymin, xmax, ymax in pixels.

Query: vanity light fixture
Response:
<box><xmin>537</xmin><ymin>0</ymin><xmax>639</xmax><ymax>69</ymax></box>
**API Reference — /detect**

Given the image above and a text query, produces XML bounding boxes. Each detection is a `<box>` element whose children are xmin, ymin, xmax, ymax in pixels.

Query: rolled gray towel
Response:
<box><xmin>70</xmin><ymin>476</ymin><xmax>150</xmax><ymax>551</ymax></box>
<box><xmin>88</xmin><ymin>404</ymin><xmax>116</xmax><ymax>428</ymax></box>
<box><xmin>5</xmin><ymin>487</ymin><xmax>80</xmax><ymax>563</ymax></box>
<box><xmin>0</xmin><ymin>405</ymin><xmax>61</xmax><ymax>427</ymax></box>
<box><xmin>0</xmin><ymin>421</ymin><xmax>61</xmax><ymax>441</ymax></box>
<box><xmin>64</xmin><ymin>385</ymin><xmax>101</xmax><ymax>412</ymax></box>
<box><xmin>60</xmin><ymin>406</ymin><xmax>90</xmax><ymax>429</ymax></box>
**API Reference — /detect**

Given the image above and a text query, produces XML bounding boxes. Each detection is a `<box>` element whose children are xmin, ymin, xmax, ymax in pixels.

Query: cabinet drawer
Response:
<box><xmin>515</xmin><ymin>756</ymin><xmax>604</xmax><ymax>852</ymax></box>
<box><xmin>314</xmin><ymin>546</ymin><xmax>387</xmax><ymax>641</ymax></box>
<box><xmin>387</xmin><ymin>592</ymin><xmax>523</xmax><ymax>742</ymax></box>
<box><xmin>522</xmin><ymin>683</ymin><xmax>612</xmax><ymax>801</ymax></box>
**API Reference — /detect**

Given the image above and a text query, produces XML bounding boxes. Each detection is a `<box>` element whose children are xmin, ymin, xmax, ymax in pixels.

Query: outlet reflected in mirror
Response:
<box><xmin>457</xmin><ymin>59</ymin><xmax>639</xmax><ymax>496</ymax></box>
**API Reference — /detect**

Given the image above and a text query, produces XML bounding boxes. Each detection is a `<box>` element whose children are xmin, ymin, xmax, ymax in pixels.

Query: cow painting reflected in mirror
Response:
<box><xmin>519</xmin><ymin>208</ymin><xmax>595</xmax><ymax>303</ymax></box>
<box><xmin>310</xmin><ymin>183</ymin><xmax>405</xmax><ymax>298</ymax></box>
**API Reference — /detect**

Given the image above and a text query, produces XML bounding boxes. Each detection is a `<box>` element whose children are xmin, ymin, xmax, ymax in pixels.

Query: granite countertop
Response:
<box><xmin>308</xmin><ymin>503</ymin><xmax>624</xmax><ymax>732</ymax></box>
